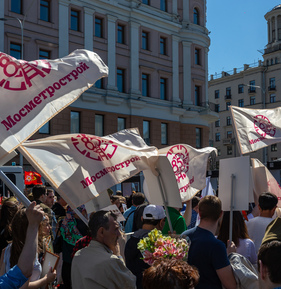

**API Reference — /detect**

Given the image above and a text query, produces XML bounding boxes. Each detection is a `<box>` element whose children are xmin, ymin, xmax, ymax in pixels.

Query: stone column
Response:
<box><xmin>130</xmin><ymin>21</ymin><xmax>140</xmax><ymax>95</ymax></box>
<box><xmin>275</xmin><ymin>16</ymin><xmax>278</xmax><ymax>41</ymax></box>
<box><xmin>182</xmin><ymin>41</ymin><xmax>192</xmax><ymax>105</ymax></box>
<box><xmin>182</xmin><ymin>0</ymin><xmax>189</xmax><ymax>23</ymax></box>
<box><xmin>107</xmin><ymin>15</ymin><xmax>117</xmax><ymax>90</ymax></box>
<box><xmin>172</xmin><ymin>35</ymin><xmax>180</xmax><ymax>102</ymax></box>
<box><xmin>172</xmin><ymin>1</ymin><xmax>177</xmax><ymax>15</ymax></box>
<box><xmin>84</xmin><ymin>7</ymin><xmax>95</xmax><ymax>50</ymax></box>
<box><xmin>59</xmin><ymin>0</ymin><xmax>69</xmax><ymax>57</ymax></box>
<box><xmin>205</xmin><ymin>47</ymin><xmax>209</xmax><ymax>103</ymax></box>
<box><xmin>269</xmin><ymin>18</ymin><xmax>272</xmax><ymax>43</ymax></box>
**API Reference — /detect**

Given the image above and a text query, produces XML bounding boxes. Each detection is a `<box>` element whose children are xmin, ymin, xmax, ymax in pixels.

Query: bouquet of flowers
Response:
<box><xmin>137</xmin><ymin>228</ymin><xmax>189</xmax><ymax>265</ymax></box>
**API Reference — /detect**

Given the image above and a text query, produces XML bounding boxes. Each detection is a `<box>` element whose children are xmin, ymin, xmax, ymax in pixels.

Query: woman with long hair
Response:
<box><xmin>0</xmin><ymin>207</ymin><xmax>56</xmax><ymax>288</ymax></box>
<box><xmin>217</xmin><ymin>211</ymin><xmax>257</xmax><ymax>265</ymax></box>
<box><xmin>0</xmin><ymin>198</ymin><xmax>19</xmax><ymax>252</ymax></box>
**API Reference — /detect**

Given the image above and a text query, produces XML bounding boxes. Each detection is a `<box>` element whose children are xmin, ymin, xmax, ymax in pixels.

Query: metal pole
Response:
<box><xmin>0</xmin><ymin>169</ymin><xmax>30</xmax><ymax>207</ymax></box>
<box><xmin>156</xmin><ymin>168</ymin><xmax>173</xmax><ymax>233</ymax></box>
<box><xmin>229</xmin><ymin>174</ymin><xmax>235</xmax><ymax>242</ymax></box>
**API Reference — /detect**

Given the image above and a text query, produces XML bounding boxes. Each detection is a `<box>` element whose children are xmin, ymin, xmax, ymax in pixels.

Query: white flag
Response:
<box><xmin>0</xmin><ymin>49</ymin><xmax>108</xmax><ymax>162</ymax></box>
<box><xmin>18</xmin><ymin>128</ymin><xmax>158</xmax><ymax>208</ymax></box>
<box><xmin>251</xmin><ymin>158</ymin><xmax>281</xmax><ymax>206</ymax></box>
<box><xmin>230</xmin><ymin>106</ymin><xmax>281</xmax><ymax>154</ymax></box>
<box><xmin>158</xmin><ymin>145</ymin><xmax>217</xmax><ymax>202</ymax></box>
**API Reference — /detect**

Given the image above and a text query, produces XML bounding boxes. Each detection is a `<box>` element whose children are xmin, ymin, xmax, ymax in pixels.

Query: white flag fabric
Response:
<box><xmin>201</xmin><ymin>176</ymin><xmax>215</xmax><ymax>198</ymax></box>
<box><xmin>251</xmin><ymin>158</ymin><xmax>281</xmax><ymax>206</ymax></box>
<box><xmin>0</xmin><ymin>49</ymin><xmax>108</xmax><ymax>162</ymax></box>
<box><xmin>158</xmin><ymin>145</ymin><xmax>217</xmax><ymax>202</ymax></box>
<box><xmin>230</xmin><ymin>106</ymin><xmax>281</xmax><ymax>154</ymax></box>
<box><xmin>18</xmin><ymin>128</ymin><xmax>158</xmax><ymax>208</ymax></box>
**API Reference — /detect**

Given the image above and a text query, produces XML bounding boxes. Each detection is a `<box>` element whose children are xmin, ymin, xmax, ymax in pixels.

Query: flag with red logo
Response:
<box><xmin>18</xmin><ymin>128</ymin><xmax>158</xmax><ymax>208</ymax></box>
<box><xmin>158</xmin><ymin>145</ymin><xmax>217</xmax><ymax>202</ymax></box>
<box><xmin>230</xmin><ymin>106</ymin><xmax>281</xmax><ymax>154</ymax></box>
<box><xmin>251</xmin><ymin>158</ymin><xmax>281</xmax><ymax>206</ymax></box>
<box><xmin>0</xmin><ymin>49</ymin><xmax>108</xmax><ymax>163</ymax></box>
<box><xmin>24</xmin><ymin>171</ymin><xmax>43</xmax><ymax>185</ymax></box>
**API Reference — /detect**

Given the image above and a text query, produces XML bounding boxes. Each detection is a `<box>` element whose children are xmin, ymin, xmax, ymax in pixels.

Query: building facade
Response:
<box><xmin>209</xmin><ymin>4</ymin><xmax>281</xmax><ymax>169</ymax></box>
<box><xmin>0</xmin><ymin>0</ymin><xmax>217</xmax><ymax>171</ymax></box>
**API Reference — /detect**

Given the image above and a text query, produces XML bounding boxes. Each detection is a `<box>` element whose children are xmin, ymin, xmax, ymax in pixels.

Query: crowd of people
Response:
<box><xmin>0</xmin><ymin>184</ymin><xmax>281</xmax><ymax>289</ymax></box>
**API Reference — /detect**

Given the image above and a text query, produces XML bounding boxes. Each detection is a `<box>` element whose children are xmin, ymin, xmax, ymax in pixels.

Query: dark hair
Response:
<box><xmin>258</xmin><ymin>240</ymin><xmax>281</xmax><ymax>283</ymax></box>
<box><xmin>0</xmin><ymin>200</ymin><xmax>19</xmax><ymax>239</ymax></box>
<box><xmin>46</xmin><ymin>189</ymin><xmax>54</xmax><ymax>196</ymax></box>
<box><xmin>132</xmin><ymin>192</ymin><xmax>145</xmax><ymax>206</ymax></box>
<box><xmin>89</xmin><ymin>210</ymin><xmax>117</xmax><ymax>238</ymax></box>
<box><xmin>217</xmin><ymin>211</ymin><xmax>250</xmax><ymax>247</ymax></box>
<box><xmin>32</xmin><ymin>185</ymin><xmax>46</xmax><ymax>201</ymax></box>
<box><xmin>199</xmin><ymin>195</ymin><xmax>222</xmax><ymax>221</ymax></box>
<box><xmin>143</xmin><ymin>259</ymin><xmax>199</xmax><ymax>289</ymax></box>
<box><xmin>142</xmin><ymin>219</ymin><xmax>163</xmax><ymax>226</ymax></box>
<box><xmin>259</xmin><ymin>192</ymin><xmax>278</xmax><ymax>211</ymax></box>
<box><xmin>191</xmin><ymin>196</ymin><xmax>200</xmax><ymax>209</ymax></box>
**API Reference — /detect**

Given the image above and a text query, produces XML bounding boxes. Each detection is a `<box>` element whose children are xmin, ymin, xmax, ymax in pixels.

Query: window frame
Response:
<box><xmin>238</xmin><ymin>84</ymin><xmax>244</xmax><ymax>94</ymax></box>
<box><xmin>160</xmin><ymin>37</ymin><xmax>167</xmax><ymax>55</ymax></box>
<box><xmin>195</xmin><ymin>48</ymin><xmax>200</xmax><ymax>65</ymax></box>
<box><xmin>160</xmin><ymin>77</ymin><xmax>167</xmax><ymax>100</ymax></box>
<box><xmin>70</xmin><ymin>111</ymin><xmax>80</xmax><ymax>133</ymax></box>
<box><xmin>117</xmin><ymin>68</ymin><xmax>125</xmax><ymax>93</ymax></box>
<box><xmin>10</xmin><ymin>42</ymin><xmax>21</xmax><ymax>59</ymax></box>
<box><xmin>270</xmin><ymin>94</ymin><xmax>276</xmax><ymax>103</ymax></box>
<box><xmin>117</xmin><ymin>117</ymin><xmax>126</xmax><ymax>131</ymax></box>
<box><xmin>95</xmin><ymin>17</ymin><xmax>103</xmax><ymax>38</ymax></box>
<box><xmin>40</xmin><ymin>0</ymin><xmax>50</xmax><ymax>22</ymax></box>
<box><xmin>143</xmin><ymin>120</ymin><xmax>150</xmax><ymax>144</ymax></box>
<box><xmin>195</xmin><ymin>127</ymin><xmax>202</xmax><ymax>148</ymax></box>
<box><xmin>193</xmin><ymin>8</ymin><xmax>199</xmax><ymax>25</ymax></box>
<box><xmin>142</xmin><ymin>31</ymin><xmax>149</xmax><ymax>50</ymax></box>
<box><xmin>95</xmin><ymin>114</ymin><xmax>104</xmax><ymax>136</ymax></box>
<box><xmin>215</xmin><ymin>90</ymin><xmax>219</xmax><ymax>99</ymax></box>
<box><xmin>161</xmin><ymin>123</ymin><xmax>168</xmax><ymax>145</ymax></box>
<box><xmin>250</xmin><ymin>96</ymin><xmax>256</xmax><ymax>105</ymax></box>
<box><xmin>39</xmin><ymin>49</ymin><xmax>51</xmax><ymax>59</ymax></box>
<box><xmin>215</xmin><ymin>133</ymin><xmax>220</xmax><ymax>142</ymax></box>
<box><xmin>142</xmin><ymin>73</ymin><xmax>149</xmax><ymax>97</ymax></box>
<box><xmin>70</xmin><ymin>9</ymin><xmax>80</xmax><ymax>31</ymax></box>
<box><xmin>160</xmin><ymin>0</ymin><xmax>167</xmax><ymax>12</ymax></box>
<box><xmin>238</xmin><ymin>99</ymin><xmax>244</xmax><ymax>107</ymax></box>
<box><xmin>117</xmin><ymin>24</ymin><xmax>125</xmax><ymax>44</ymax></box>
<box><xmin>11</xmin><ymin>0</ymin><xmax>22</xmax><ymax>14</ymax></box>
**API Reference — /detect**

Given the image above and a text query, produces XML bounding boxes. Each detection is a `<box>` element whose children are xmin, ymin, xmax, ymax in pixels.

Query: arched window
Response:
<box><xmin>193</xmin><ymin>8</ymin><xmax>199</xmax><ymax>25</ymax></box>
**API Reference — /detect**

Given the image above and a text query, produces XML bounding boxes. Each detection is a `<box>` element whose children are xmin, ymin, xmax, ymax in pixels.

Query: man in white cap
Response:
<box><xmin>124</xmin><ymin>204</ymin><xmax>166</xmax><ymax>289</ymax></box>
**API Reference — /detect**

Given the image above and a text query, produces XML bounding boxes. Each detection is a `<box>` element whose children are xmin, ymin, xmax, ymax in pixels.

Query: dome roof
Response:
<box><xmin>272</xmin><ymin>4</ymin><xmax>281</xmax><ymax>11</ymax></box>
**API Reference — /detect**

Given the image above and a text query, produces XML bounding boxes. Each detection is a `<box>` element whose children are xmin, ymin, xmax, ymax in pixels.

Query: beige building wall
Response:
<box><xmin>0</xmin><ymin>0</ymin><xmax>217</xmax><ymax>167</ymax></box>
<box><xmin>209</xmin><ymin>4</ymin><xmax>281</xmax><ymax>169</ymax></box>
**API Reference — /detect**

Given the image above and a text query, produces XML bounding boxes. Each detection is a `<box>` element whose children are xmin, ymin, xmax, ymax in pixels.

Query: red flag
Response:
<box><xmin>24</xmin><ymin>171</ymin><xmax>43</xmax><ymax>185</ymax></box>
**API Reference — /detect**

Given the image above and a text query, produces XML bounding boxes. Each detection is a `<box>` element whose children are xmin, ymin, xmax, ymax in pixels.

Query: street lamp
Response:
<box><xmin>0</xmin><ymin>17</ymin><xmax>24</xmax><ymax>59</ymax></box>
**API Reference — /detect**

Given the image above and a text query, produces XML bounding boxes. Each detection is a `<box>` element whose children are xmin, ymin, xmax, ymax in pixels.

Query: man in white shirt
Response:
<box><xmin>246</xmin><ymin>192</ymin><xmax>278</xmax><ymax>254</ymax></box>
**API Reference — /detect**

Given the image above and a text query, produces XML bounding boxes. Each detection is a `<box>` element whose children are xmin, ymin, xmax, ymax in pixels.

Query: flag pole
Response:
<box><xmin>0</xmin><ymin>169</ymin><xmax>30</xmax><ymax>207</ymax></box>
<box><xmin>155</xmin><ymin>168</ymin><xmax>173</xmax><ymax>233</ymax></box>
<box><xmin>229</xmin><ymin>174</ymin><xmax>236</xmax><ymax>243</ymax></box>
<box><xmin>229</xmin><ymin>106</ymin><xmax>242</xmax><ymax>156</ymax></box>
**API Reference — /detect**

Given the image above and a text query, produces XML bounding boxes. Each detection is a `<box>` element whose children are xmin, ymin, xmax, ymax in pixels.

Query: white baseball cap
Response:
<box><xmin>143</xmin><ymin>205</ymin><xmax>166</xmax><ymax>220</ymax></box>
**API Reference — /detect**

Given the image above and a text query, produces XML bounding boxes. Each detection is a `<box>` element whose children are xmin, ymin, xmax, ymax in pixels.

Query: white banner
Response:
<box><xmin>0</xmin><ymin>49</ymin><xmax>108</xmax><ymax>162</ymax></box>
<box><xmin>230</xmin><ymin>106</ymin><xmax>281</xmax><ymax>154</ymax></box>
<box><xmin>158</xmin><ymin>145</ymin><xmax>217</xmax><ymax>202</ymax></box>
<box><xmin>18</xmin><ymin>128</ymin><xmax>158</xmax><ymax>208</ymax></box>
<box><xmin>251</xmin><ymin>158</ymin><xmax>281</xmax><ymax>206</ymax></box>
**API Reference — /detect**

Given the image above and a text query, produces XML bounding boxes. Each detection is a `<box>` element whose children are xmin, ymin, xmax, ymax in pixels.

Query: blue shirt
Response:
<box><xmin>0</xmin><ymin>265</ymin><xmax>28</xmax><ymax>289</ymax></box>
<box><xmin>123</xmin><ymin>206</ymin><xmax>136</xmax><ymax>233</ymax></box>
<box><xmin>181</xmin><ymin>226</ymin><xmax>230</xmax><ymax>289</ymax></box>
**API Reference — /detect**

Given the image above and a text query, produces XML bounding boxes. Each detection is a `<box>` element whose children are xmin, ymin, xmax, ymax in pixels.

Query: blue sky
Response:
<box><xmin>207</xmin><ymin>1</ymin><xmax>281</xmax><ymax>76</ymax></box>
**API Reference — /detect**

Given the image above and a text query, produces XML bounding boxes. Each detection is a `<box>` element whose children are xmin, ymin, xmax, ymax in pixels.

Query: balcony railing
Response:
<box><xmin>223</xmin><ymin>138</ymin><xmax>235</xmax><ymax>145</ymax></box>
<box><xmin>224</xmin><ymin>94</ymin><xmax>232</xmax><ymax>100</ymax></box>
<box><xmin>268</xmin><ymin>85</ymin><xmax>276</xmax><ymax>91</ymax></box>
<box><xmin>248</xmin><ymin>88</ymin><xmax>256</xmax><ymax>93</ymax></box>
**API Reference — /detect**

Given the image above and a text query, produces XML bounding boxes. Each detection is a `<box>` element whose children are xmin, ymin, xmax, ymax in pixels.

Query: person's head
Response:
<box><xmin>45</xmin><ymin>189</ymin><xmax>55</xmax><ymax>208</ymax></box>
<box><xmin>0</xmin><ymin>199</ymin><xmax>19</xmax><ymax>238</ymax></box>
<box><xmin>191</xmin><ymin>196</ymin><xmax>200</xmax><ymax>213</ymax></box>
<box><xmin>258</xmin><ymin>193</ymin><xmax>278</xmax><ymax>215</ymax></box>
<box><xmin>142</xmin><ymin>259</ymin><xmax>199</xmax><ymax>289</ymax></box>
<box><xmin>258</xmin><ymin>241</ymin><xmax>281</xmax><ymax>287</ymax></box>
<box><xmin>89</xmin><ymin>210</ymin><xmax>120</xmax><ymax>251</ymax></box>
<box><xmin>40</xmin><ymin>214</ymin><xmax>51</xmax><ymax>237</ymax></box>
<box><xmin>55</xmin><ymin>192</ymin><xmax>67</xmax><ymax>207</ymax></box>
<box><xmin>142</xmin><ymin>205</ymin><xmax>166</xmax><ymax>230</ymax></box>
<box><xmin>32</xmin><ymin>185</ymin><xmax>47</xmax><ymax>203</ymax></box>
<box><xmin>115</xmin><ymin>190</ymin><xmax>123</xmax><ymax>196</ymax></box>
<box><xmin>217</xmin><ymin>211</ymin><xmax>249</xmax><ymax>247</ymax></box>
<box><xmin>198</xmin><ymin>195</ymin><xmax>222</xmax><ymax>222</ymax></box>
<box><xmin>132</xmin><ymin>192</ymin><xmax>145</xmax><ymax>206</ymax></box>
